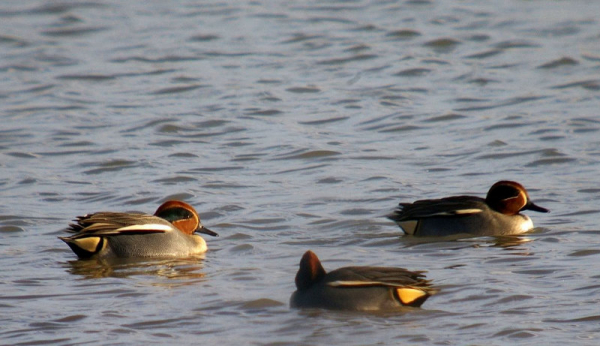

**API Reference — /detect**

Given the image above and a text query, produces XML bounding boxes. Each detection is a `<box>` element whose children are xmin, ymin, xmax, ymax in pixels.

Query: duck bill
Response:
<box><xmin>196</xmin><ymin>225</ymin><xmax>219</xmax><ymax>237</ymax></box>
<box><xmin>523</xmin><ymin>201</ymin><xmax>549</xmax><ymax>213</ymax></box>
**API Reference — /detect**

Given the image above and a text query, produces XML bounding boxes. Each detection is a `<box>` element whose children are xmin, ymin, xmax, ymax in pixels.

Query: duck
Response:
<box><xmin>388</xmin><ymin>180</ymin><xmax>549</xmax><ymax>237</ymax></box>
<box><xmin>290</xmin><ymin>250</ymin><xmax>435</xmax><ymax>311</ymax></box>
<box><xmin>59</xmin><ymin>200</ymin><xmax>218</xmax><ymax>259</ymax></box>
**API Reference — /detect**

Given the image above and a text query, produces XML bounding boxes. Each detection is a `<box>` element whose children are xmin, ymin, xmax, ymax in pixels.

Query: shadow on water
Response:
<box><xmin>63</xmin><ymin>255</ymin><xmax>208</xmax><ymax>282</ymax></box>
<box><xmin>396</xmin><ymin>232</ymin><xmax>537</xmax><ymax>250</ymax></box>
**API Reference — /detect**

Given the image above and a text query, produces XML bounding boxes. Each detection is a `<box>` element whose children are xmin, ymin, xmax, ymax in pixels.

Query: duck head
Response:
<box><xmin>295</xmin><ymin>250</ymin><xmax>327</xmax><ymax>291</ymax></box>
<box><xmin>154</xmin><ymin>200</ymin><xmax>218</xmax><ymax>237</ymax></box>
<box><xmin>485</xmin><ymin>181</ymin><xmax>549</xmax><ymax>215</ymax></box>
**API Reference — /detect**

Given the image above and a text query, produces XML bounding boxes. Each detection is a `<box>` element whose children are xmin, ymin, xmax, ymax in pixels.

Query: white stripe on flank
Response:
<box><xmin>328</xmin><ymin>281</ymin><xmax>385</xmax><ymax>287</ymax></box>
<box><xmin>452</xmin><ymin>208</ymin><xmax>483</xmax><ymax>215</ymax></box>
<box><xmin>416</xmin><ymin>209</ymin><xmax>483</xmax><ymax>218</ymax></box>
<box><xmin>117</xmin><ymin>224</ymin><xmax>173</xmax><ymax>233</ymax></box>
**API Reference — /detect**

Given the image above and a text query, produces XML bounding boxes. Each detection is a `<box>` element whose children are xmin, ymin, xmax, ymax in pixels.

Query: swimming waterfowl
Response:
<box><xmin>59</xmin><ymin>200</ymin><xmax>218</xmax><ymax>259</ymax></box>
<box><xmin>388</xmin><ymin>180</ymin><xmax>549</xmax><ymax>236</ymax></box>
<box><xmin>290</xmin><ymin>250</ymin><xmax>435</xmax><ymax>311</ymax></box>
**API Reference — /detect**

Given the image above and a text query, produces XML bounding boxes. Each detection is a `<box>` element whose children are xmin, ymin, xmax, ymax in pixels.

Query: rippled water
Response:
<box><xmin>2</xmin><ymin>0</ymin><xmax>600</xmax><ymax>344</ymax></box>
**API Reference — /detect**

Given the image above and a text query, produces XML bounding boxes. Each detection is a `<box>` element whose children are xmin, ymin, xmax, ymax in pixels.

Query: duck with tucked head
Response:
<box><xmin>290</xmin><ymin>251</ymin><xmax>435</xmax><ymax>311</ymax></box>
<box><xmin>60</xmin><ymin>200</ymin><xmax>218</xmax><ymax>259</ymax></box>
<box><xmin>388</xmin><ymin>180</ymin><xmax>549</xmax><ymax>237</ymax></box>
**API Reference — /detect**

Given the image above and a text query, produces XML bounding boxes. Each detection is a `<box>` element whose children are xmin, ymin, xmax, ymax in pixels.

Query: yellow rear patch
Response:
<box><xmin>398</xmin><ymin>220</ymin><xmax>418</xmax><ymax>235</ymax></box>
<box><xmin>396</xmin><ymin>288</ymin><xmax>427</xmax><ymax>305</ymax></box>
<box><xmin>73</xmin><ymin>237</ymin><xmax>102</xmax><ymax>253</ymax></box>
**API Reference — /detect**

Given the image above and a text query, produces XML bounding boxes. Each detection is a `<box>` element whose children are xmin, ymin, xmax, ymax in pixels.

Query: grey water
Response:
<box><xmin>1</xmin><ymin>0</ymin><xmax>600</xmax><ymax>345</ymax></box>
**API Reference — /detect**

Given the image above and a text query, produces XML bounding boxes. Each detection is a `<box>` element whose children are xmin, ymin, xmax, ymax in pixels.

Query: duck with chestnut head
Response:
<box><xmin>60</xmin><ymin>200</ymin><xmax>218</xmax><ymax>259</ymax></box>
<box><xmin>388</xmin><ymin>180</ymin><xmax>549</xmax><ymax>237</ymax></box>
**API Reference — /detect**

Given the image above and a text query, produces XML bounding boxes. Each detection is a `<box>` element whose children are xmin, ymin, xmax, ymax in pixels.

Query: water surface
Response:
<box><xmin>1</xmin><ymin>1</ymin><xmax>600</xmax><ymax>345</ymax></box>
